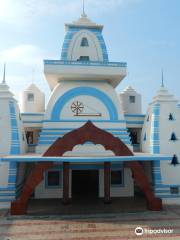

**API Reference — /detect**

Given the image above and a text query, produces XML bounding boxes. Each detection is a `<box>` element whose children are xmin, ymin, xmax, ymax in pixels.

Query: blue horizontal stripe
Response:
<box><xmin>1</xmin><ymin>156</ymin><xmax>172</xmax><ymax>163</ymax></box>
<box><xmin>125</xmin><ymin>114</ymin><xmax>146</xmax><ymax>118</ymax></box>
<box><xmin>126</xmin><ymin>121</ymin><xmax>144</xmax><ymax>125</ymax></box>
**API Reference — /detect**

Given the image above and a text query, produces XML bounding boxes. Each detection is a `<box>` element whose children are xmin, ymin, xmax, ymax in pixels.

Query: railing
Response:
<box><xmin>44</xmin><ymin>60</ymin><xmax>127</xmax><ymax>68</ymax></box>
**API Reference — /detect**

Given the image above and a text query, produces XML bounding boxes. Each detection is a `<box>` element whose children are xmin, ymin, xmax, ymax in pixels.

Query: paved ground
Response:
<box><xmin>0</xmin><ymin>205</ymin><xmax>180</xmax><ymax>240</ymax></box>
<box><xmin>27</xmin><ymin>197</ymin><xmax>147</xmax><ymax>215</ymax></box>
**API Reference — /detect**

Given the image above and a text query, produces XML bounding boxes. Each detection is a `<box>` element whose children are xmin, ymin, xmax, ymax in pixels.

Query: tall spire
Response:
<box><xmin>81</xmin><ymin>0</ymin><xmax>87</xmax><ymax>17</ymax></box>
<box><xmin>31</xmin><ymin>68</ymin><xmax>35</xmax><ymax>84</ymax></box>
<box><xmin>161</xmin><ymin>69</ymin><xmax>164</xmax><ymax>88</ymax></box>
<box><xmin>2</xmin><ymin>63</ymin><xmax>6</xmax><ymax>84</ymax></box>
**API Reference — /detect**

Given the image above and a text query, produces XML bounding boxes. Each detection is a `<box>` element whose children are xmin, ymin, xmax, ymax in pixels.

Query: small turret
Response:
<box><xmin>119</xmin><ymin>86</ymin><xmax>142</xmax><ymax>114</ymax></box>
<box><xmin>20</xmin><ymin>83</ymin><xmax>45</xmax><ymax>113</ymax></box>
<box><xmin>0</xmin><ymin>65</ymin><xmax>26</xmax><ymax>155</ymax></box>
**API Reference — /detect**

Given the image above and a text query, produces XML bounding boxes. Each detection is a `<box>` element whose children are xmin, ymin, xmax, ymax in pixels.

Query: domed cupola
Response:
<box><xmin>20</xmin><ymin>83</ymin><xmax>45</xmax><ymax>113</ymax></box>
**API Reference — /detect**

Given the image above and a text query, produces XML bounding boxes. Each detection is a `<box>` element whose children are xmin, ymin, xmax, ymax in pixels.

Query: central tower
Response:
<box><xmin>36</xmin><ymin>13</ymin><xmax>129</xmax><ymax>154</ymax></box>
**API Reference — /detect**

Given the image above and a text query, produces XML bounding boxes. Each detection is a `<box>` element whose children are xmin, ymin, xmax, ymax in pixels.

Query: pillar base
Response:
<box><xmin>62</xmin><ymin>199</ymin><xmax>71</xmax><ymax>205</ymax></box>
<box><xmin>147</xmin><ymin>197</ymin><xmax>163</xmax><ymax>211</ymax></box>
<box><xmin>11</xmin><ymin>201</ymin><xmax>28</xmax><ymax>215</ymax></box>
<box><xmin>103</xmin><ymin>199</ymin><xmax>112</xmax><ymax>204</ymax></box>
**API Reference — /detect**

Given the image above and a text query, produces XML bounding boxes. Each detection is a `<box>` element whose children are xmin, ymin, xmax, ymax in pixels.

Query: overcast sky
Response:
<box><xmin>0</xmin><ymin>0</ymin><xmax>179</xmax><ymax>110</ymax></box>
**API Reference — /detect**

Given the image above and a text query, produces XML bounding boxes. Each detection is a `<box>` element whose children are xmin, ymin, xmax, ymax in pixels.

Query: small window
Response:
<box><xmin>46</xmin><ymin>170</ymin><xmax>61</xmax><ymax>187</ymax></box>
<box><xmin>129</xmin><ymin>96</ymin><xmax>135</xmax><ymax>103</ymax></box>
<box><xmin>147</xmin><ymin>115</ymin><xmax>150</xmax><ymax>122</ymax></box>
<box><xmin>170</xmin><ymin>187</ymin><xmax>179</xmax><ymax>194</ymax></box>
<box><xmin>78</xmin><ymin>56</ymin><xmax>90</xmax><ymax>61</ymax></box>
<box><xmin>129</xmin><ymin>130</ymin><xmax>138</xmax><ymax>144</ymax></box>
<box><xmin>81</xmin><ymin>37</ymin><xmax>89</xmax><ymax>47</ymax></box>
<box><xmin>27</xmin><ymin>93</ymin><xmax>34</xmax><ymax>102</ymax></box>
<box><xmin>26</xmin><ymin>131</ymin><xmax>34</xmax><ymax>144</ymax></box>
<box><xmin>143</xmin><ymin>133</ymin><xmax>146</xmax><ymax>141</ymax></box>
<box><xmin>170</xmin><ymin>133</ymin><xmax>177</xmax><ymax>141</ymax></box>
<box><xmin>169</xmin><ymin>113</ymin><xmax>174</xmax><ymax>121</ymax></box>
<box><xmin>111</xmin><ymin>170</ymin><xmax>123</xmax><ymax>185</ymax></box>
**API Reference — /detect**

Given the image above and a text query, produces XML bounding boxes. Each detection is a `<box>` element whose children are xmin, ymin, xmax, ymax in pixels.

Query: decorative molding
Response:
<box><xmin>51</xmin><ymin>87</ymin><xmax>119</xmax><ymax>121</ymax></box>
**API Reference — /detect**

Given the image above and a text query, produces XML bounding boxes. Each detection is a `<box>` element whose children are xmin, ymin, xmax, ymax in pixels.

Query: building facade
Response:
<box><xmin>0</xmin><ymin>13</ymin><xmax>179</xmax><ymax>215</ymax></box>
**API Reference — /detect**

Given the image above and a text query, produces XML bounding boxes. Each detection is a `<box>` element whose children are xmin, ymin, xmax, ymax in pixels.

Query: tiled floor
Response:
<box><xmin>0</xmin><ymin>205</ymin><xmax>180</xmax><ymax>240</ymax></box>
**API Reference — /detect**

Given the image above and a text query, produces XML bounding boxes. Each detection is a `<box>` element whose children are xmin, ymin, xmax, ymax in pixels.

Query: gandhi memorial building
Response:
<box><xmin>0</xmin><ymin>12</ymin><xmax>180</xmax><ymax>215</ymax></box>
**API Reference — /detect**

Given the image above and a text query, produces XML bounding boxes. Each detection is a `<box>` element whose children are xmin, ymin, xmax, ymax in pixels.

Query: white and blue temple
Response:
<box><xmin>0</xmin><ymin>11</ymin><xmax>180</xmax><ymax>215</ymax></box>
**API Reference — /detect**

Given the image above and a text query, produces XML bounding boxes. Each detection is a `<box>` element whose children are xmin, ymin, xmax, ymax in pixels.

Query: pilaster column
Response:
<box><xmin>62</xmin><ymin>162</ymin><xmax>70</xmax><ymax>204</ymax></box>
<box><xmin>104</xmin><ymin>162</ymin><xmax>111</xmax><ymax>204</ymax></box>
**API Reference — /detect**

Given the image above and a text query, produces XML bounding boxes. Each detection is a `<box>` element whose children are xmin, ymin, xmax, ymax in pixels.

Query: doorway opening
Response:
<box><xmin>72</xmin><ymin>170</ymin><xmax>99</xmax><ymax>200</ymax></box>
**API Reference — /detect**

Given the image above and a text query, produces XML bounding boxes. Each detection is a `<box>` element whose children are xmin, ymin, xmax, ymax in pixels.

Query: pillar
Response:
<box><xmin>62</xmin><ymin>162</ymin><xmax>70</xmax><ymax>204</ymax></box>
<box><xmin>104</xmin><ymin>162</ymin><xmax>111</xmax><ymax>204</ymax></box>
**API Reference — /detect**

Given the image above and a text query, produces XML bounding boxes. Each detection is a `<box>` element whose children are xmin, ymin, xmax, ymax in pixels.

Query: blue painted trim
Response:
<box><xmin>21</xmin><ymin>113</ymin><xmax>44</xmax><ymax>116</ymax></box>
<box><xmin>41</xmin><ymin>128</ymin><xmax>128</xmax><ymax>131</ymax></box>
<box><xmin>51</xmin><ymin>87</ymin><xmax>118</xmax><ymax>121</ymax></box>
<box><xmin>37</xmin><ymin>139</ymin><xmax>131</xmax><ymax>145</ymax></box>
<box><xmin>39</xmin><ymin>131</ymin><xmax>129</xmax><ymax>136</ymax></box>
<box><xmin>124</xmin><ymin>114</ymin><xmax>145</xmax><ymax>118</ymax></box>
<box><xmin>43</xmin><ymin>120</ymin><xmax>125</xmax><ymax>123</ymax></box>
<box><xmin>38</xmin><ymin>136</ymin><xmax>130</xmax><ymax>141</ymax></box>
<box><xmin>155</xmin><ymin>195</ymin><xmax>180</xmax><ymax>199</ymax></box>
<box><xmin>126</xmin><ymin>121</ymin><xmax>144</xmax><ymax>125</ymax></box>
<box><xmin>1</xmin><ymin>156</ymin><xmax>172</xmax><ymax>163</ymax></box>
<box><xmin>9</xmin><ymin>101</ymin><xmax>20</xmax><ymax>155</ymax></box>
<box><xmin>44</xmin><ymin>60</ymin><xmax>126</xmax><ymax>68</ymax></box>
<box><xmin>0</xmin><ymin>199</ymin><xmax>15</xmax><ymax>202</ymax></box>
<box><xmin>28</xmin><ymin>144</ymin><xmax>37</xmax><ymax>147</ymax></box>
<box><xmin>154</xmin><ymin>184</ymin><xmax>180</xmax><ymax>188</ymax></box>
<box><xmin>23</xmin><ymin>121</ymin><xmax>43</xmax><ymax>124</ymax></box>
<box><xmin>151</xmin><ymin>103</ymin><xmax>162</xmax><ymax>196</ymax></box>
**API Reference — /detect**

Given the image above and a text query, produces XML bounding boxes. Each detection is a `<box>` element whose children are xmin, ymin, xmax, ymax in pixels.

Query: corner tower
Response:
<box><xmin>0</xmin><ymin>66</ymin><xmax>26</xmax><ymax>208</ymax></box>
<box><xmin>141</xmin><ymin>82</ymin><xmax>180</xmax><ymax>204</ymax></box>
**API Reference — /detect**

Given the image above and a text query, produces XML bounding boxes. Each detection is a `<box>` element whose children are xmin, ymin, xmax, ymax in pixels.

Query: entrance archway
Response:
<box><xmin>11</xmin><ymin>121</ymin><xmax>162</xmax><ymax>215</ymax></box>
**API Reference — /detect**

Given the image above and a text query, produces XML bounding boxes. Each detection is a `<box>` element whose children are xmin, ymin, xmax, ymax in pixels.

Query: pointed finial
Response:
<box><xmin>2</xmin><ymin>63</ymin><xmax>6</xmax><ymax>84</ymax></box>
<box><xmin>161</xmin><ymin>69</ymin><xmax>164</xmax><ymax>88</ymax></box>
<box><xmin>83</xmin><ymin>0</ymin><xmax>85</xmax><ymax>15</ymax></box>
<box><xmin>31</xmin><ymin>68</ymin><xmax>35</xmax><ymax>84</ymax></box>
<box><xmin>81</xmin><ymin>0</ymin><xmax>87</xmax><ymax>17</ymax></box>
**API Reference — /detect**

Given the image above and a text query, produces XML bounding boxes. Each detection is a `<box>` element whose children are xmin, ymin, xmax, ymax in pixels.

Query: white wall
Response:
<box><xmin>0</xmin><ymin>162</ymin><xmax>9</xmax><ymax>187</ymax></box>
<box><xmin>141</xmin><ymin>107</ymin><xmax>152</xmax><ymax>153</ymax></box>
<box><xmin>159</xmin><ymin>102</ymin><xmax>180</xmax><ymax>186</ymax></box>
<box><xmin>35</xmin><ymin>169</ymin><xmax>72</xmax><ymax>199</ymax></box>
<box><xmin>99</xmin><ymin>168</ymin><xmax>134</xmax><ymax>197</ymax></box>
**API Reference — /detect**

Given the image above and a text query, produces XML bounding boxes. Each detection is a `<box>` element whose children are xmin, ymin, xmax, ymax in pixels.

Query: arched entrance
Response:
<box><xmin>11</xmin><ymin>121</ymin><xmax>162</xmax><ymax>215</ymax></box>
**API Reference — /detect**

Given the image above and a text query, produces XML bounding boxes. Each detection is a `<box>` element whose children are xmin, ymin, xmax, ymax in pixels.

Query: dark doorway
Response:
<box><xmin>72</xmin><ymin>170</ymin><xmax>99</xmax><ymax>199</ymax></box>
